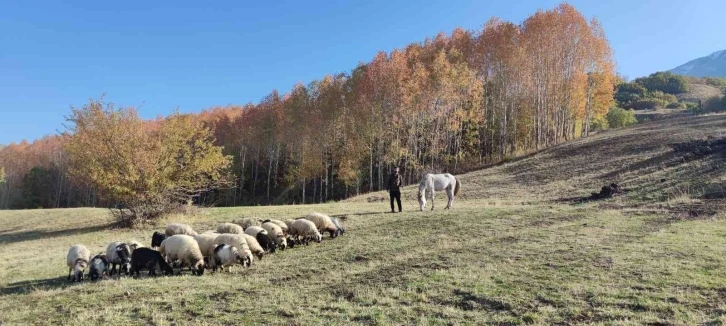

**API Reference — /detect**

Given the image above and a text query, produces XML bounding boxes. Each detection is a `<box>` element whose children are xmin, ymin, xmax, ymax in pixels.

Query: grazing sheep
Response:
<box><xmin>131</xmin><ymin>248</ymin><xmax>174</xmax><ymax>277</ymax></box>
<box><xmin>105</xmin><ymin>242</ymin><xmax>132</xmax><ymax>276</ymax></box>
<box><xmin>305</xmin><ymin>212</ymin><xmax>339</xmax><ymax>238</ymax></box>
<box><xmin>244</xmin><ymin>226</ymin><xmax>276</xmax><ymax>253</ymax></box>
<box><xmin>88</xmin><ymin>254</ymin><xmax>109</xmax><ymax>281</ymax></box>
<box><xmin>209</xmin><ymin>244</ymin><xmax>246</xmax><ymax>272</ymax></box>
<box><xmin>214</xmin><ymin>234</ymin><xmax>253</xmax><ymax>267</ymax></box>
<box><xmin>165</xmin><ymin>223</ymin><xmax>198</xmax><ymax>237</ymax></box>
<box><xmin>240</xmin><ymin>234</ymin><xmax>267</xmax><ymax>260</ymax></box>
<box><xmin>159</xmin><ymin>235</ymin><xmax>205</xmax><ymax>276</ymax></box>
<box><xmin>288</xmin><ymin>219</ymin><xmax>323</xmax><ymax>245</ymax></box>
<box><xmin>127</xmin><ymin>240</ymin><xmax>144</xmax><ymax>253</ymax></box>
<box><xmin>261</xmin><ymin>222</ymin><xmax>287</xmax><ymax>249</ymax></box>
<box><xmin>244</xmin><ymin>226</ymin><xmax>267</xmax><ymax>236</ymax></box>
<box><xmin>330</xmin><ymin>217</ymin><xmax>346</xmax><ymax>237</ymax></box>
<box><xmin>236</xmin><ymin>218</ymin><xmax>260</xmax><ymax>230</ymax></box>
<box><xmin>262</xmin><ymin>219</ymin><xmax>289</xmax><ymax>235</ymax></box>
<box><xmin>193</xmin><ymin>233</ymin><xmax>220</xmax><ymax>257</ymax></box>
<box><xmin>217</xmin><ymin>223</ymin><xmax>244</xmax><ymax>234</ymax></box>
<box><xmin>151</xmin><ymin>231</ymin><xmax>167</xmax><ymax>249</ymax></box>
<box><xmin>66</xmin><ymin>244</ymin><xmax>91</xmax><ymax>282</ymax></box>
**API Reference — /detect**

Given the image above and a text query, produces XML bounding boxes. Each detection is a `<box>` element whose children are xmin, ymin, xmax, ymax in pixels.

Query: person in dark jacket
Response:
<box><xmin>388</xmin><ymin>167</ymin><xmax>402</xmax><ymax>213</ymax></box>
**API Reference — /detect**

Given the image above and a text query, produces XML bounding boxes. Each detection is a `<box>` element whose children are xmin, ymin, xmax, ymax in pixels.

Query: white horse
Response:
<box><xmin>417</xmin><ymin>173</ymin><xmax>461</xmax><ymax>211</ymax></box>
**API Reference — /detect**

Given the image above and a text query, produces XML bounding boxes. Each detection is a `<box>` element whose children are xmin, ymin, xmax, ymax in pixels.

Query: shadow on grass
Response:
<box><xmin>0</xmin><ymin>223</ymin><xmax>116</xmax><ymax>245</ymax></box>
<box><xmin>1</xmin><ymin>276</ymin><xmax>76</xmax><ymax>295</ymax></box>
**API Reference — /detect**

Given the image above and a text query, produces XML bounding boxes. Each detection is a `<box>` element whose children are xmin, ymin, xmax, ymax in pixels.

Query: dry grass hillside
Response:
<box><xmin>2</xmin><ymin>113</ymin><xmax>726</xmax><ymax>325</ymax></box>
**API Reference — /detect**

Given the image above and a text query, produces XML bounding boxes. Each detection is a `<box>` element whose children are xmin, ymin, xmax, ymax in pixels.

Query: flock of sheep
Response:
<box><xmin>66</xmin><ymin>212</ymin><xmax>345</xmax><ymax>282</ymax></box>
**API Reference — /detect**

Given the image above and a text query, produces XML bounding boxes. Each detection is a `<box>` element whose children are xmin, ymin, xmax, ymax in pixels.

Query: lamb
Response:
<box><xmin>208</xmin><ymin>244</ymin><xmax>245</xmax><ymax>273</ymax></box>
<box><xmin>214</xmin><ymin>234</ymin><xmax>253</xmax><ymax>267</ymax></box>
<box><xmin>217</xmin><ymin>222</ymin><xmax>244</xmax><ymax>234</ymax></box>
<box><xmin>66</xmin><ymin>244</ymin><xmax>91</xmax><ymax>282</ymax></box>
<box><xmin>88</xmin><ymin>254</ymin><xmax>109</xmax><ymax>281</ymax></box>
<box><xmin>130</xmin><ymin>248</ymin><xmax>174</xmax><ymax>277</ymax></box>
<box><xmin>151</xmin><ymin>231</ymin><xmax>167</xmax><ymax>249</ymax></box>
<box><xmin>288</xmin><ymin>219</ymin><xmax>323</xmax><ymax>245</ymax></box>
<box><xmin>105</xmin><ymin>241</ymin><xmax>132</xmax><ymax>276</ymax></box>
<box><xmin>305</xmin><ymin>212</ymin><xmax>339</xmax><ymax>238</ymax></box>
<box><xmin>236</xmin><ymin>218</ymin><xmax>260</xmax><ymax>230</ymax></box>
<box><xmin>159</xmin><ymin>235</ymin><xmax>205</xmax><ymax>276</ymax></box>
<box><xmin>261</xmin><ymin>222</ymin><xmax>287</xmax><ymax>249</ymax></box>
<box><xmin>262</xmin><ymin>219</ymin><xmax>289</xmax><ymax>235</ymax></box>
<box><xmin>165</xmin><ymin>223</ymin><xmax>198</xmax><ymax>237</ymax></box>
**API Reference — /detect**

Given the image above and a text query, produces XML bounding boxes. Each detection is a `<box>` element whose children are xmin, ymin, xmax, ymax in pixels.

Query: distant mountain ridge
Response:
<box><xmin>669</xmin><ymin>50</ymin><xmax>726</xmax><ymax>77</ymax></box>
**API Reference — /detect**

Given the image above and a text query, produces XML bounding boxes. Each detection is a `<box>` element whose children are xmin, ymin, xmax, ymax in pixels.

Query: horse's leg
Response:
<box><xmin>430</xmin><ymin>189</ymin><xmax>435</xmax><ymax>211</ymax></box>
<box><xmin>446</xmin><ymin>187</ymin><xmax>454</xmax><ymax>209</ymax></box>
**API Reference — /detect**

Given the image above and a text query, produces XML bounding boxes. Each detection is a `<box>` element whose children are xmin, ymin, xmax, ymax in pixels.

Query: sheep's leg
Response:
<box><xmin>68</xmin><ymin>268</ymin><xmax>72</xmax><ymax>281</ymax></box>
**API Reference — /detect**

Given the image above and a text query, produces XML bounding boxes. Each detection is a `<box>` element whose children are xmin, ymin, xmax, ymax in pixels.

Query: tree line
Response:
<box><xmin>0</xmin><ymin>3</ymin><xmax>615</xmax><ymax>214</ymax></box>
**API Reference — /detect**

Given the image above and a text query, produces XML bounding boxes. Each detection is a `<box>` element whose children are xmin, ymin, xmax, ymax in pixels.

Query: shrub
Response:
<box><xmin>666</xmin><ymin>102</ymin><xmax>686</xmax><ymax>110</ymax></box>
<box><xmin>631</xmin><ymin>98</ymin><xmax>667</xmax><ymax>110</ymax></box>
<box><xmin>634</xmin><ymin>71</ymin><xmax>688</xmax><ymax>94</ymax></box>
<box><xmin>590</xmin><ymin>116</ymin><xmax>609</xmax><ymax>131</ymax></box>
<box><xmin>606</xmin><ymin>107</ymin><xmax>637</xmax><ymax>128</ymax></box>
<box><xmin>65</xmin><ymin>98</ymin><xmax>233</xmax><ymax>227</ymax></box>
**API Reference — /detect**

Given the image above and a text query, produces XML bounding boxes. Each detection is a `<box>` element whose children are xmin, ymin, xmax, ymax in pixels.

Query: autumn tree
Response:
<box><xmin>64</xmin><ymin>98</ymin><xmax>232</xmax><ymax>226</ymax></box>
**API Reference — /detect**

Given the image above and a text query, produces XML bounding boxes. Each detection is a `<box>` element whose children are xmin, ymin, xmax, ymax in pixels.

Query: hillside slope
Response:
<box><xmin>2</xmin><ymin>114</ymin><xmax>726</xmax><ymax>324</ymax></box>
<box><xmin>670</xmin><ymin>49</ymin><xmax>726</xmax><ymax>77</ymax></box>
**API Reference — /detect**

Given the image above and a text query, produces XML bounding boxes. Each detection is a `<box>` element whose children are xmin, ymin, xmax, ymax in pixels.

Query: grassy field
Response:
<box><xmin>2</xmin><ymin>114</ymin><xmax>726</xmax><ymax>325</ymax></box>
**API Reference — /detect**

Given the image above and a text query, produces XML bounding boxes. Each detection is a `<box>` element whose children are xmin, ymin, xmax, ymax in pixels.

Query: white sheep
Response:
<box><xmin>305</xmin><ymin>212</ymin><xmax>339</xmax><ymax>238</ymax></box>
<box><xmin>214</xmin><ymin>234</ymin><xmax>253</xmax><ymax>267</ymax></box>
<box><xmin>288</xmin><ymin>219</ymin><xmax>323</xmax><ymax>245</ymax></box>
<box><xmin>262</xmin><ymin>219</ymin><xmax>289</xmax><ymax>235</ymax></box>
<box><xmin>217</xmin><ymin>222</ymin><xmax>244</xmax><ymax>234</ymax></box>
<box><xmin>244</xmin><ymin>226</ymin><xmax>267</xmax><ymax>237</ymax></box>
<box><xmin>159</xmin><ymin>235</ymin><xmax>205</xmax><ymax>276</ymax></box>
<box><xmin>236</xmin><ymin>218</ymin><xmax>260</xmax><ymax>230</ymax></box>
<box><xmin>165</xmin><ymin>223</ymin><xmax>198</xmax><ymax>237</ymax></box>
<box><xmin>193</xmin><ymin>233</ymin><xmax>220</xmax><ymax>258</ymax></box>
<box><xmin>240</xmin><ymin>233</ymin><xmax>266</xmax><ymax>260</ymax></box>
<box><xmin>261</xmin><ymin>222</ymin><xmax>287</xmax><ymax>249</ymax></box>
<box><xmin>208</xmin><ymin>244</ymin><xmax>245</xmax><ymax>273</ymax></box>
<box><xmin>106</xmin><ymin>241</ymin><xmax>132</xmax><ymax>276</ymax></box>
<box><xmin>66</xmin><ymin>244</ymin><xmax>91</xmax><ymax>282</ymax></box>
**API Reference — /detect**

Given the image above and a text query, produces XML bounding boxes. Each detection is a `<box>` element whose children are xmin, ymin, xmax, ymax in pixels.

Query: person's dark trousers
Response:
<box><xmin>390</xmin><ymin>190</ymin><xmax>402</xmax><ymax>212</ymax></box>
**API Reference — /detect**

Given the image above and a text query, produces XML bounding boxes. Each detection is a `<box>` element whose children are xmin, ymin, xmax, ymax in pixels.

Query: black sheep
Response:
<box><xmin>256</xmin><ymin>232</ymin><xmax>277</xmax><ymax>254</ymax></box>
<box><xmin>130</xmin><ymin>248</ymin><xmax>174</xmax><ymax>277</ymax></box>
<box><xmin>89</xmin><ymin>254</ymin><xmax>109</xmax><ymax>281</ymax></box>
<box><xmin>151</xmin><ymin>231</ymin><xmax>167</xmax><ymax>249</ymax></box>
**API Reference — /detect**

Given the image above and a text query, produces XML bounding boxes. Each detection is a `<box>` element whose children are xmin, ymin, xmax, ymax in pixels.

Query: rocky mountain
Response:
<box><xmin>670</xmin><ymin>49</ymin><xmax>726</xmax><ymax>77</ymax></box>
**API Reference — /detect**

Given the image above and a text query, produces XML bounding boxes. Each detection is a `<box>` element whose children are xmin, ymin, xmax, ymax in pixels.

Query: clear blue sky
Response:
<box><xmin>1</xmin><ymin>0</ymin><xmax>724</xmax><ymax>144</ymax></box>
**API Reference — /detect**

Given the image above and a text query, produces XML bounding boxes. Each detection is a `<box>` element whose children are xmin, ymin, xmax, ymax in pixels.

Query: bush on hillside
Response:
<box><xmin>704</xmin><ymin>77</ymin><xmax>726</xmax><ymax>87</ymax></box>
<box><xmin>606</xmin><ymin>107</ymin><xmax>637</xmax><ymax>128</ymax></box>
<box><xmin>65</xmin><ymin>98</ymin><xmax>233</xmax><ymax>227</ymax></box>
<box><xmin>631</xmin><ymin>98</ymin><xmax>667</xmax><ymax>110</ymax></box>
<box><xmin>590</xmin><ymin>116</ymin><xmax>609</xmax><ymax>132</ymax></box>
<box><xmin>633</xmin><ymin>71</ymin><xmax>688</xmax><ymax>94</ymax></box>
<box><xmin>666</xmin><ymin>102</ymin><xmax>687</xmax><ymax>110</ymax></box>
<box><xmin>688</xmin><ymin>96</ymin><xmax>725</xmax><ymax>115</ymax></box>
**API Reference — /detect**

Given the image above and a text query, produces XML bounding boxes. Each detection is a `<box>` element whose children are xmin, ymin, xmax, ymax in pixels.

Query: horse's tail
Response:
<box><xmin>454</xmin><ymin>178</ymin><xmax>461</xmax><ymax>197</ymax></box>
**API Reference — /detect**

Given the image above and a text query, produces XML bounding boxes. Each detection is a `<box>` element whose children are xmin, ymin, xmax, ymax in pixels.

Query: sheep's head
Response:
<box><xmin>116</xmin><ymin>244</ymin><xmax>132</xmax><ymax>275</ymax></box>
<box><xmin>314</xmin><ymin>233</ymin><xmax>323</xmax><ymax>243</ymax></box>
<box><xmin>151</xmin><ymin>232</ymin><xmax>167</xmax><ymax>248</ymax></box>
<box><xmin>162</xmin><ymin>264</ymin><xmax>174</xmax><ymax>276</ymax></box>
<box><xmin>192</xmin><ymin>260</ymin><xmax>205</xmax><ymax>276</ymax></box>
<box><xmin>73</xmin><ymin>259</ymin><xmax>87</xmax><ymax>282</ymax></box>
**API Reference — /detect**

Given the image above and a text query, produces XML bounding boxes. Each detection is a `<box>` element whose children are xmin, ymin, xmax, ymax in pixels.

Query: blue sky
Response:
<box><xmin>1</xmin><ymin>0</ymin><xmax>724</xmax><ymax>144</ymax></box>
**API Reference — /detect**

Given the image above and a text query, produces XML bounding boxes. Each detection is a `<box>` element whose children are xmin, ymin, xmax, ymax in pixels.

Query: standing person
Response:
<box><xmin>387</xmin><ymin>167</ymin><xmax>403</xmax><ymax>213</ymax></box>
